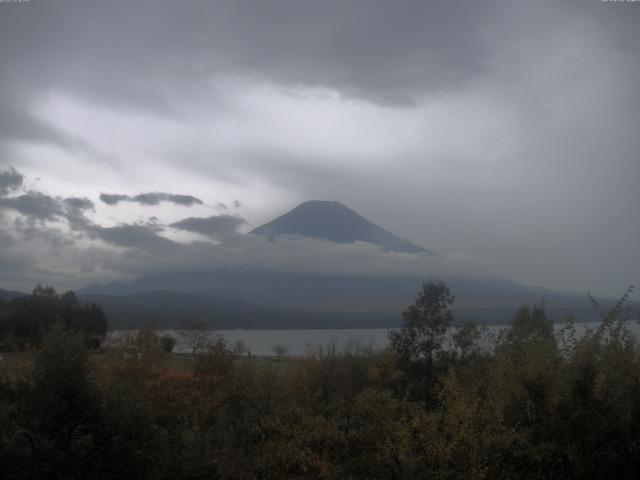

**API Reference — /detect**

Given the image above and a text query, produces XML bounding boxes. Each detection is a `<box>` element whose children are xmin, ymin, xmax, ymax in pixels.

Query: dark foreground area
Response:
<box><xmin>1</xmin><ymin>282</ymin><xmax>640</xmax><ymax>479</ymax></box>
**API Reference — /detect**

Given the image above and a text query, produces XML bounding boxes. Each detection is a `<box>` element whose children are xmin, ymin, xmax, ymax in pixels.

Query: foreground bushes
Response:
<box><xmin>1</xmin><ymin>283</ymin><xmax>639</xmax><ymax>479</ymax></box>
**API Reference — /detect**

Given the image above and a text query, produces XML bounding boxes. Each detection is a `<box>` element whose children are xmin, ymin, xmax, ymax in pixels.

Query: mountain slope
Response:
<box><xmin>251</xmin><ymin>200</ymin><xmax>435</xmax><ymax>255</ymax></box>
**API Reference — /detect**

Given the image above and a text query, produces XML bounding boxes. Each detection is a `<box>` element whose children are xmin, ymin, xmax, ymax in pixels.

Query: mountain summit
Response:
<box><xmin>251</xmin><ymin>200</ymin><xmax>435</xmax><ymax>255</ymax></box>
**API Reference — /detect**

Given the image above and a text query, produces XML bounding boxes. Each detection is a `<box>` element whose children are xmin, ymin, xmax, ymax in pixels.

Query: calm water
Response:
<box><xmin>110</xmin><ymin>321</ymin><xmax>640</xmax><ymax>357</ymax></box>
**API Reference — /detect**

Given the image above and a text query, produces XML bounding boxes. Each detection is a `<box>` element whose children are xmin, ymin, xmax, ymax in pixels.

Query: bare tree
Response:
<box><xmin>179</xmin><ymin>319</ymin><xmax>210</xmax><ymax>355</ymax></box>
<box><xmin>232</xmin><ymin>339</ymin><xmax>250</xmax><ymax>355</ymax></box>
<box><xmin>271</xmin><ymin>344</ymin><xmax>289</xmax><ymax>359</ymax></box>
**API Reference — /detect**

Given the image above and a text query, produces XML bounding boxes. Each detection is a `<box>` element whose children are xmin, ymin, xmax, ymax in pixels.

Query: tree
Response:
<box><xmin>506</xmin><ymin>304</ymin><xmax>553</xmax><ymax>345</ymax></box>
<box><xmin>179</xmin><ymin>320</ymin><xmax>210</xmax><ymax>355</ymax></box>
<box><xmin>271</xmin><ymin>344</ymin><xmax>289</xmax><ymax>359</ymax></box>
<box><xmin>28</xmin><ymin>326</ymin><xmax>100</xmax><ymax>436</ymax></box>
<box><xmin>0</xmin><ymin>286</ymin><xmax>107</xmax><ymax>351</ymax></box>
<box><xmin>232</xmin><ymin>339</ymin><xmax>250</xmax><ymax>355</ymax></box>
<box><xmin>388</xmin><ymin>280</ymin><xmax>455</xmax><ymax>402</ymax></box>
<box><xmin>132</xmin><ymin>323</ymin><xmax>162</xmax><ymax>354</ymax></box>
<box><xmin>78</xmin><ymin>302</ymin><xmax>108</xmax><ymax>349</ymax></box>
<box><xmin>24</xmin><ymin>326</ymin><xmax>103</xmax><ymax>478</ymax></box>
<box><xmin>159</xmin><ymin>335</ymin><xmax>177</xmax><ymax>353</ymax></box>
<box><xmin>452</xmin><ymin>320</ymin><xmax>483</xmax><ymax>361</ymax></box>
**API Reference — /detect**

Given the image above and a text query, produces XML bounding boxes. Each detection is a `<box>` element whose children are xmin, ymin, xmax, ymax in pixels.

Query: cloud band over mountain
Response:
<box><xmin>0</xmin><ymin>167</ymin><xmax>487</xmax><ymax>291</ymax></box>
<box><xmin>100</xmin><ymin>192</ymin><xmax>203</xmax><ymax>207</ymax></box>
<box><xmin>171</xmin><ymin>215</ymin><xmax>248</xmax><ymax>238</ymax></box>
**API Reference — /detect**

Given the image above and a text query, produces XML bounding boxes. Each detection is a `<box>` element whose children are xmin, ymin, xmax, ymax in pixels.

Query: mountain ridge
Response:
<box><xmin>77</xmin><ymin>269</ymin><xmax>624</xmax><ymax>327</ymax></box>
<box><xmin>0</xmin><ymin>289</ymin><xmax>28</xmax><ymax>301</ymax></box>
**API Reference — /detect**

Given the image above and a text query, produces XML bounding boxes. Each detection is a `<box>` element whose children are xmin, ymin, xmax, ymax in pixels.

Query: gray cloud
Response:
<box><xmin>4</xmin><ymin>0</ymin><xmax>631</xmax><ymax>152</ymax></box>
<box><xmin>12</xmin><ymin>216</ymin><xmax>75</xmax><ymax>249</ymax></box>
<box><xmin>0</xmin><ymin>170</ymin><xmax>96</xmax><ymax>233</ymax></box>
<box><xmin>99</xmin><ymin>192</ymin><xmax>203</xmax><ymax>206</ymax></box>
<box><xmin>99</xmin><ymin>194</ymin><xmax>129</xmax><ymax>205</ymax></box>
<box><xmin>0</xmin><ymin>170</ymin><xmax>177</xmax><ymax>255</ymax></box>
<box><xmin>0</xmin><ymin>167</ymin><xmax>24</xmax><ymax>196</ymax></box>
<box><xmin>0</xmin><ymin>168</ymin><xmax>95</xmax><ymax>229</ymax></box>
<box><xmin>0</xmin><ymin>1</ymin><xmax>638</xmax><ymax>297</ymax></box>
<box><xmin>170</xmin><ymin>215</ymin><xmax>247</xmax><ymax>238</ymax></box>
<box><xmin>134</xmin><ymin>193</ymin><xmax>203</xmax><ymax>206</ymax></box>
<box><xmin>90</xmin><ymin>224</ymin><xmax>178</xmax><ymax>251</ymax></box>
<box><xmin>0</xmin><ymin>171</ymin><xmax>490</xmax><ymax>291</ymax></box>
<box><xmin>0</xmin><ymin>98</ymin><xmax>78</xmax><ymax>150</ymax></box>
<box><xmin>0</xmin><ymin>192</ymin><xmax>65</xmax><ymax>221</ymax></box>
<box><xmin>0</xmin><ymin>0</ymin><xmax>498</xmax><ymax>126</ymax></box>
<box><xmin>63</xmin><ymin>196</ymin><xmax>94</xmax><ymax>212</ymax></box>
<box><xmin>62</xmin><ymin>197</ymin><xmax>94</xmax><ymax>230</ymax></box>
<box><xmin>0</xmin><ymin>214</ymin><xmax>491</xmax><ymax>293</ymax></box>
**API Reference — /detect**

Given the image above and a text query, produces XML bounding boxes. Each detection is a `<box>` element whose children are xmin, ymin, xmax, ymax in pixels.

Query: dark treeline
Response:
<box><xmin>1</xmin><ymin>281</ymin><xmax>639</xmax><ymax>479</ymax></box>
<box><xmin>0</xmin><ymin>286</ymin><xmax>107</xmax><ymax>351</ymax></box>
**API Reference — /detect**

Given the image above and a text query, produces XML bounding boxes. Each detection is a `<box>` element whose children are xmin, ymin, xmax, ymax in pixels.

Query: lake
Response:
<box><xmin>110</xmin><ymin>320</ymin><xmax>640</xmax><ymax>356</ymax></box>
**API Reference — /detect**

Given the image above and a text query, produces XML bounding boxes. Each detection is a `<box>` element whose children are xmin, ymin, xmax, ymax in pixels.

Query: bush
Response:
<box><xmin>159</xmin><ymin>335</ymin><xmax>177</xmax><ymax>353</ymax></box>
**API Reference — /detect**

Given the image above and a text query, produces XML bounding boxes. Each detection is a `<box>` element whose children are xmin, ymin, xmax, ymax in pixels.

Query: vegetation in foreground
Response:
<box><xmin>0</xmin><ymin>282</ymin><xmax>639</xmax><ymax>479</ymax></box>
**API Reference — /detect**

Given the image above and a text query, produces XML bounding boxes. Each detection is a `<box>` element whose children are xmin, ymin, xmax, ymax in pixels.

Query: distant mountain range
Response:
<box><xmin>4</xmin><ymin>275</ymin><xmax>634</xmax><ymax>330</ymax></box>
<box><xmin>78</xmin><ymin>270</ymin><xmax>626</xmax><ymax>329</ymax></box>
<box><xmin>4</xmin><ymin>201</ymin><xmax>637</xmax><ymax>329</ymax></box>
<box><xmin>0</xmin><ymin>289</ymin><xmax>28</xmax><ymax>302</ymax></box>
<box><xmin>77</xmin><ymin>290</ymin><xmax>398</xmax><ymax>329</ymax></box>
<box><xmin>251</xmin><ymin>200</ymin><xmax>435</xmax><ymax>255</ymax></box>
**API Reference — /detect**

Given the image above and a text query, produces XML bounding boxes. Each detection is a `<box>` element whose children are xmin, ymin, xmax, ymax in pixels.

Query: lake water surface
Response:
<box><xmin>110</xmin><ymin>321</ymin><xmax>640</xmax><ymax>356</ymax></box>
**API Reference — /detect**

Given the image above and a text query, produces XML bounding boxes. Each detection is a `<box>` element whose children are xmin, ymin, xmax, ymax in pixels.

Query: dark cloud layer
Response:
<box><xmin>171</xmin><ymin>215</ymin><xmax>247</xmax><ymax>238</ymax></box>
<box><xmin>0</xmin><ymin>167</ymin><xmax>24</xmax><ymax>196</ymax></box>
<box><xmin>0</xmin><ymin>187</ymin><xmax>94</xmax><ymax>225</ymax></box>
<box><xmin>63</xmin><ymin>196</ymin><xmax>94</xmax><ymax>212</ymax></box>
<box><xmin>0</xmin><ymin>192</ymin><xmax>64</xmax><ymax>221</ymax></box>
<box><xmin>90</xmin><ymin>224</ymin><xmax>178</xmax><ymax>251</ymax></box>
<box><xmin>100</xmin><ymin>192</ymin><xmax>203</xmax><ymax>206</ymax></box>
<box><xmin>4</xmin><ymin>0</ymin><xmax>635</xmax><ymax>149</ymax></box>
<box><xmin>98</xmin><ymin>194</ymin><xmax>128</xmax><ymax>205</ymax></box>
<box><xmin>0</xmin><ymin>0</ymin><xmax>498</xmax><ymax>122</ymax></box>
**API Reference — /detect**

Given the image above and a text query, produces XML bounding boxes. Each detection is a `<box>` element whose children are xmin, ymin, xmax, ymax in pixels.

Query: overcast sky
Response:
<box><xmin>0</xmin><ymin>0</ymin><xmax>638</xmax><ymax>297</ymax></box>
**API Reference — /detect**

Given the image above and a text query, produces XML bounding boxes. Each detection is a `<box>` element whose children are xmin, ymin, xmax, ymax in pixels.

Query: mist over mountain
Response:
<box><xmin>3</xmin><ymin>198</ymin><xmax>632</xmax><ymax>329</ymax></box>
<box><xmin>73</xmin><ymin>200</ymin><xmax>637</xmax><ymax>328</ymax></box>
<box><xmin>251</xmin><ymin>200</ymin><xmax>435</xmax><ymax>255</ymax></box>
